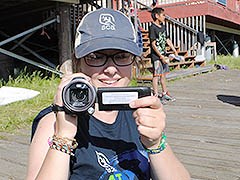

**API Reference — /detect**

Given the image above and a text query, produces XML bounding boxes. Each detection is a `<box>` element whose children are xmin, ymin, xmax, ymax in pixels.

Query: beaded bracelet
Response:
<box><xmin>145</xmin><ymin>132</ymin><xmax>167</xmax><ymax>154</ymax></box>
<box><xmin>48</xmin><ymin>135</ymin><xmax>78</xmax><ymax>156</ymax></box>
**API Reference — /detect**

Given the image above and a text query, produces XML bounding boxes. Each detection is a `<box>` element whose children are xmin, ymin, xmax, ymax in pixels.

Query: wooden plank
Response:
<box><xmin>57</xmin><ymin>3</ymin><xmax>72</xmax><ymax>64</ymax></box>
<box><xmin>136</xmin><ymin>65</ymin><xmax>214</xmax><ymax>82</ymax></box>
<box><xmin>185</xmin><ymin>55</ymin><xmax>196</xmax><ymax>61</ymax></box>
<box><xmin>162</xmin><ymin>69</ymin><xmax>240</xmax><ymax>180</ymax></box>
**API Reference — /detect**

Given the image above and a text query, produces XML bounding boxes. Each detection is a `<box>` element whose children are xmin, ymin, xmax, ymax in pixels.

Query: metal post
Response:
<box><xmin>0</xmin><ymin>18</ymin><xmax>58</xmax><ymax>47</ymax></box>
<box><xmin>0</xmin><ymin>31</ymin><xmax>56</xmax><ymax>68</ymax></box>
<box><xmin>0</xmin><ymin>48</ymin><xmax>62</xmax><ymax>76</ymax></box>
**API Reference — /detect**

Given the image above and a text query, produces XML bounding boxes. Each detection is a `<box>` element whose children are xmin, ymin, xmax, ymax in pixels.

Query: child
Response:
<box><xmin>149</xmin><ymin>7</ymin><xmax>178</xmax><ymax>103</ymax></box>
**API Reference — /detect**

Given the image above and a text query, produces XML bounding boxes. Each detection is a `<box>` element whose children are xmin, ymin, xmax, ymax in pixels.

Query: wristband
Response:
<box><xmin>145</xmin><ymin>132</ymin><xmax>167</xmax><ymax>154</ymax></box>
<box><xmin>51</xmin><ymin>104</ymin><xmax>65</xmax><ymax>113</ymax></box>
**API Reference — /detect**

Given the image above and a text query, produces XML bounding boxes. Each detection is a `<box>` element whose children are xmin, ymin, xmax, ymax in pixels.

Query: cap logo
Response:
<box><xmin>99</xmin><ymin>13</ymin><xmax>116</xmax><ymax>31</ymax></box>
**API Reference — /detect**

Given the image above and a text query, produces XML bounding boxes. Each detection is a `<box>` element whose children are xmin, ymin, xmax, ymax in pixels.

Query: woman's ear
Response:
<box><xmin>59</xmin><ymin>59</ymin><xmax>73</xmax><ymax>75</ymax></box>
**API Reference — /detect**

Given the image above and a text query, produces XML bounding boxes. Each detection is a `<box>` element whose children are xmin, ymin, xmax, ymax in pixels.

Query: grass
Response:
<box><xmin>0</xmin><ymin>55</ymin><xmax>239</xmax><ymax>134</ymax></box>
<box><xmin>208</xmin><ymin>55</ymin><xmax>240</xmax><ymax>69</ymax></box>
<box><xmin>0</xmin><ymin>71</ymin><xmax>60</xmax><ymax>134</ymax></box>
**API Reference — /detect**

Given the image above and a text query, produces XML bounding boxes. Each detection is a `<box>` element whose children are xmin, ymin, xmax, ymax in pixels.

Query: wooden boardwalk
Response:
<box><xmin>0</xmin><ymin>68</ymin><xmax>239</xmax><ymax>179</ymax></box>
<box><xmin>163</xmin><ymin>69</ymin><xmax>240</xmax><ymax>180</ymax></box>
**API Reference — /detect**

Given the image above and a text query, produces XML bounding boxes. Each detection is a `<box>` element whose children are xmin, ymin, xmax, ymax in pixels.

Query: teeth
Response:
<box><xmin>101</xmin><ymin>80</ymin><xmax>117</xmax><ymax>84</ymax></box>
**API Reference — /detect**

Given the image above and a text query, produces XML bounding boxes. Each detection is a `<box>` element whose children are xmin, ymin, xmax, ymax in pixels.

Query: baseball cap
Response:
<box><xmin>74</xmin><ymin>8</ymin><xmax>142</xmax><ymax>58</ymax></box>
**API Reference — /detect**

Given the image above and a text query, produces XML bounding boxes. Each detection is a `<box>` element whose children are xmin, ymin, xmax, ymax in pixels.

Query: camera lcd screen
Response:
<box><xmin>102</xmin><ymin>92</ymin><xmax>138</xmax><ymax>105</ymax></box>
<box><xmin>97</xmin><ymin>86</ymin><xmax>151</xmax><ymax>111</ymax></box>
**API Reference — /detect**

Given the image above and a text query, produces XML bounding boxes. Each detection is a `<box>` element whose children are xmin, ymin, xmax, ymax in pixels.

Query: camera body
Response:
<box><xmin>62</xmin><ymin>77</ymin><xmax>151</xmax><ymax>115</ymax></box>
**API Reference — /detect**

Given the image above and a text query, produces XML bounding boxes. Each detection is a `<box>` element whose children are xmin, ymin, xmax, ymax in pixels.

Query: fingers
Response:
<box><xmin>129</xmin><ymin>95</ymin><xmax>162</xmax><ymax>109</ymax></box>
<box><xmin>133</xmin><ymin>107</ymin><xmax>166</xmax><ymax>133</ymax></box>
<box><xmin>54</xmin><ymin>73</ymin><xmax>91</xmax><ymax>105</ymax></box>
<box><xmin>130</xmin><ymin>96</ymin><xmax>166</xmax><ymax>148</ymax></box>
<box><xmin>135</xmin><ymin>117</ymin><xmax>164</xmax><ymax>141</ymax></box>
<box><xmin>54</xmin><ymin>74</ymin><xmax>88</xmax><ymax>138</ymax></box>
<box><xmin>134</xmin><ymin>108</ymin><xmax>166</xmax><ymax>148</ymax></box>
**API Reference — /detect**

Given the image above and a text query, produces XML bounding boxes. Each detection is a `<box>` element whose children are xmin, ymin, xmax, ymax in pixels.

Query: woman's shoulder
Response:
<box><xmin>31</xmin><ymin>105</ymin><xmax>55</xmax><ymax>140</ymax></box>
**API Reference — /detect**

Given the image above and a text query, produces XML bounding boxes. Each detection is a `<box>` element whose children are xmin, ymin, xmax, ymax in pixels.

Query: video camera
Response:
<box><xmin>62</xmin><ymin>77</ymin><xmax>151</xmax><ymax>115</ymax></box>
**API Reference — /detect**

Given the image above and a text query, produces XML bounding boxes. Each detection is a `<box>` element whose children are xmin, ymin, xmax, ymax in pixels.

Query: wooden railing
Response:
<box><xmin>134</xmin><ymin>0</ymin><xmax>207</xmax><ymax>79</ymax></box>
<box><xmin>136</xmin><ymin>0</ymin><xmax>205</xmax><ymax>56</ymax></box>
<box><xmin>138</xmin><ymin>0</ymin><xmax>187</xmax><ymax>6</ymax></box>
<box><xmin>166</xmin><ymin>15</ymin><xmax>205</xmax><ymax>55</ymax></box>
<box><xmin>137</xmin><ymin>0</ymin><xmax>227</xmax><ymax>6</ymax></box>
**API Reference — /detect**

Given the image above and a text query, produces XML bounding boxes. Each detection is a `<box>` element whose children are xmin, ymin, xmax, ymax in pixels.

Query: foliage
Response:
<box><xmin>0</xmin><ymin>70</ymin><xmax>60</xmax><ymax>133</ymax></box>
<box><xmin>129</xmin><ymin>78</ymin><xmax>138</xmax><ymax>86</ymax></box>
<box><xmin>208</xmin><ymin>55</ymin><xmax>240</xmax><ymax>70</ymax></box>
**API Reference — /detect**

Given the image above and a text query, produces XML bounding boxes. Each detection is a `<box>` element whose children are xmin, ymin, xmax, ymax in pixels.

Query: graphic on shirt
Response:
<box><xmin>96</xmin><ymin>150</ymin><xmax>149</xmax><ymax>180</ymax></box>
<box><xmin>99</xmin><ymin>13</ymin><xmax>116</xmax><ymax>31</ymax></box>
<box><xmin>156</xmin><ymin>31</ymin><xmax>166</xmax><ymax>54</ymax></box>
<box><xmin>96</xmin><ymin>151</ymin><xmax>117</xmax><ymax>173</ymax></box>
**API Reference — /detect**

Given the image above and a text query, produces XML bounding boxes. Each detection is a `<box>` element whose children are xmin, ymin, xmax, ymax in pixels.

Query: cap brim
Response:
<box><xmin>75</xmin><ymin>37</ymin><xmax>142</xmax><ymax>58</ymax></box>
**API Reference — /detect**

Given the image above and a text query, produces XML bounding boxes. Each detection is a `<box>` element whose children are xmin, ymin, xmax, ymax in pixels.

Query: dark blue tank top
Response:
<box><xmin>32</xmin><ymin>107</ymin><xmax>150</xmax><ymax>180</ymax></box>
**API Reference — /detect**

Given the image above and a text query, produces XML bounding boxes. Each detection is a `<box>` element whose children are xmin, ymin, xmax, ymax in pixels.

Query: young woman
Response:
<box><xmin>26</xmin><ymin>8</ymin><xmax>190</xmax><ymax>180</ymax></box>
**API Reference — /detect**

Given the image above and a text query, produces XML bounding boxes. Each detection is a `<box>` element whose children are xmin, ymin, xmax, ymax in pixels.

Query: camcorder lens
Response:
<box><xmin>70</xmin><ymin>88</ymin><xmax>88</xmax><ymax>107</ymax></box>
<box><xmin>62</xmin><ymin>77</ymin><xmax>96</xmax><ymax>115</ymax></box>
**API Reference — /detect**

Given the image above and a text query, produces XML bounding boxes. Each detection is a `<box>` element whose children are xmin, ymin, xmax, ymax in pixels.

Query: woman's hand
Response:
<box><xmin>54</xmin><ymin>73</ymin><xmax>91</xmax><ymax>139</ymax></box>
<box><xmin>129</xmin><ymin>96</ymin><xmax>166</xmax><ymax>149</ymax></box>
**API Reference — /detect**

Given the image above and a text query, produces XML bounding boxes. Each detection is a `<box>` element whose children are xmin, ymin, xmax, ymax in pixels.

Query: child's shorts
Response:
<box><xmin>153</xmin><ymin>60</ymin><xmax>169</xmax><ymax>77</ymax></box>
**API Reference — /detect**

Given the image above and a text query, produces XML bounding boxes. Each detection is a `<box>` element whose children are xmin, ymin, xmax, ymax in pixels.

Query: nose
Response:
<box><xmin>103</xmin><ymin>57</ymin><xmax>118</xmax><ymax>75</ymax></box>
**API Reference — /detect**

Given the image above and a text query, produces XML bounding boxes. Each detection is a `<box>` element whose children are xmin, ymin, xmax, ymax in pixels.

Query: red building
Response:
<box><xmin>137</xmin><ymin>0</ymin><xmax>240</xmax><ymax>56</ymax></box>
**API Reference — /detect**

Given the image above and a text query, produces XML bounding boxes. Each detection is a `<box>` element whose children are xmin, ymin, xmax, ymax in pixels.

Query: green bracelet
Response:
<box><xmin>145</xmin><ymin>132</ymin><xmax>167</xmax><ymax>154</ymax></box>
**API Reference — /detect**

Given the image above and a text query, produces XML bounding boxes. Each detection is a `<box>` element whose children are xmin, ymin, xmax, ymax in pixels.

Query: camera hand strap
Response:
<box><xmin>51</xmin><ymin>104</ymin><xmax>65</xmax><ymax>113</ymax></box>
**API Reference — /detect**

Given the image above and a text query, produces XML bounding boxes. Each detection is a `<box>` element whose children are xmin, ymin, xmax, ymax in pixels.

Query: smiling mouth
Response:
<box><xmin>100</xmin><ymin>79</ymin><xmax>120</xmax><ymax>85</ymax></box>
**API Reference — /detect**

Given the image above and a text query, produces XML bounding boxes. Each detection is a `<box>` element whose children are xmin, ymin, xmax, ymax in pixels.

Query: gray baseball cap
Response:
<box><xmin>74</xmin><ymin>8</ymin><xmax>142</xmax><ymax>58</ymax></box>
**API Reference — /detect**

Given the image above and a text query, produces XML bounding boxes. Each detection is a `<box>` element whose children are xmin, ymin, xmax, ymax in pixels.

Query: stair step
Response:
<box><xmin>185</xmin><ymin>55</ymin><xmax>196</xmax><ymax>61</ymax></box>
<box><xmin>137</xmin><ymin>28</ymin><xmax>205</xmax><ymax>75</ymax></box>
<box><xmin>138</xmin><ymin>58</ymin><xmax>206</xmax><ymax>70</ymax></box>
<box><xmin>142</xmin><ymin>47</ymin><xmax>151</xmax><ymax>56</ymax></box>
<box><xmin>143</xmin><ymin>46</ymin><xmax>150</xmax><ymax>50</ymax></box>
<box><xmin>166</xmin><ymin>46</ymin><xmax>180</xmax><ymax>51</ymax></box>
<box><xmin>142</xmin><ymin>37</ymin><xmax>149</xmax><ymax>41</ymax></box>
<box><xmin>141</xmin><ymin>29</ymin><xmax>149</xmax><ymax>33</ymax></box>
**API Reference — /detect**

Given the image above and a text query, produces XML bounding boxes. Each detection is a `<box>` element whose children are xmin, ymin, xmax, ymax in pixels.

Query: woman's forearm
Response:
<box><xmin>149</xmin><ymin>145</ymin><xmax>190</xmax><ymax>180</ymax></box>
<box><xmin>36</xmin><ymin>149</ymin><xmax>70</xmax><ymax>180</ymax></box>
